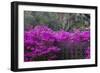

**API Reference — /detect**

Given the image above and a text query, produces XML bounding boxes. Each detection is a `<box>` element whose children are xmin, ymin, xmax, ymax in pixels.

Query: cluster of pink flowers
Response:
<box><xmin>24</xmin><ymin>25</ymin><xmax>90</xmax><ymax>62</ymax></box>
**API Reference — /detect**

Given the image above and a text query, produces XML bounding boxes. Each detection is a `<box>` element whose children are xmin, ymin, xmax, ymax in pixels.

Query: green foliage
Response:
<box><xmin>24</xmin><ymin>11</ymin><xmax>90</xmax><ymax>31</ymax></box>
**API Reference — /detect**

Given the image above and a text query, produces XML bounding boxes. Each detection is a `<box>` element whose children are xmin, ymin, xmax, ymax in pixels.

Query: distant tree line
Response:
<box><xmin>24</xmin><ymin>11</ymin><xmax>90</xmax><ymax>31</ymax></box>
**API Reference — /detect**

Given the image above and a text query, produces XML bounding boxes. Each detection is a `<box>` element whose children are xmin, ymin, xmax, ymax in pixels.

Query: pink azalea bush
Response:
<box><xmin>24</xmin><ymin>25</ymin><xmax>90</xmax><ymax>62</ymax></box>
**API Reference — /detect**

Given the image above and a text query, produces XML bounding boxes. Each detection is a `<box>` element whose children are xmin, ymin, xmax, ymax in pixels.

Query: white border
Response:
<box><xmin>18</xmin><ymin>5</ymin><xmax>95</xmax><ymax>68</ymax></box>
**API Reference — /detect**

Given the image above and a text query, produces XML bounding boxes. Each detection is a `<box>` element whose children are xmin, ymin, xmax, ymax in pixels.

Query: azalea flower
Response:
<box><xmin>24</xmin><ymin>25</ymin><xmax>90</xmax><ymax>61</ymax></box>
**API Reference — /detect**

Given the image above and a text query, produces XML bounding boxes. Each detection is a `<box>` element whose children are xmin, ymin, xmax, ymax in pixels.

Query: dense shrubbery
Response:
<box><xmin>24</xmin><ymin>25</ymin><xmax>90</xmax><ymax>62</ymax></box>
<box><xmin>24</xmin><ymin>11</ymin><xmax>90</xmax><ymax>31</ymax></box>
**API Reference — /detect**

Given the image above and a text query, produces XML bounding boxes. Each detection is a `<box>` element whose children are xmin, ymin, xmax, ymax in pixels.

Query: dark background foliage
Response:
<box><xmin>24</xmin><ymin>11</ymin><xmax>90</xmax><ymax>31</ymax></box>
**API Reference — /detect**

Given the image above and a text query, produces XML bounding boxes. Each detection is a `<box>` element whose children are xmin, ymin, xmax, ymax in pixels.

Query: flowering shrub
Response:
<box><xmin>24</xmin><ymin>25</ymin><xmax>90</xmax><ymax>62</ymax></box>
